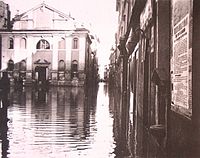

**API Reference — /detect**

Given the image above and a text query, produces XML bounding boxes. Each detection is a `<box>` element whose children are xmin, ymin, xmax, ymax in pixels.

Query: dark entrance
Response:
<box><xmin>35</xmin><ymin>66</ymin><xmax>47</xmax><ymax>85</ymax></box>
<box><xmin>71</xmin><ymin>60</ymin><xmax>78</xmax><ymax>79</ymax></box>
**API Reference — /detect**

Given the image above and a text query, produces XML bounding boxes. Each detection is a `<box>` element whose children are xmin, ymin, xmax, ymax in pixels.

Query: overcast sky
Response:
<box><xmin>4</xmin><ymin>0</ymin><xmax>118</xmax><ymax>67</ymax></box>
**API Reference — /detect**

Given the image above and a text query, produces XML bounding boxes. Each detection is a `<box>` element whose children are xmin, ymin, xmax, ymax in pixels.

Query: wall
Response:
<box><xmin>168</xmin><ymin>0</ymin><xmax>193</xmax><ymax>156</ymax></box>
<box><xmin>0</xmin><ymin>1</ymin><xmax>10</xmax><ymax>29</ymax></box>
<box><xmin>192</xmin><ymin>0</ymin><xmax>200</xmax><ymax>156</ymax></box>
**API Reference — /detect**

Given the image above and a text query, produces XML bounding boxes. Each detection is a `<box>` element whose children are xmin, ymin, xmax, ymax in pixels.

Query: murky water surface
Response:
<box><xmin>0</xmin><ymin>84</ymin><xmax>116</xmax><ymax>158</ymax></box>
<box><xmin>0</xmin><ymin>83</ymin><xmax>166</xmax><ymax>158</ymax></box>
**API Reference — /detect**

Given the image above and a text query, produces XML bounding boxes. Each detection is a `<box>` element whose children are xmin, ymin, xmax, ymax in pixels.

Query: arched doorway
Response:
<box><xmin>71</xmin><ymin>60</ymin><xmax>78</xmax><ymax>79</ymax></box>
<box><xmin>58</xmin><ymin>60</ymin><xmax>65</xmax><ymax>81</ymax></box>
<box><xmin>7</xmin><ymin>59</ymin><xmax>14</xmax><ymax>71</ymax></box>
<box><xmin>19</xmin><ymin>60</ymin><xmax>26</xmax><ymax>79</ymax></box>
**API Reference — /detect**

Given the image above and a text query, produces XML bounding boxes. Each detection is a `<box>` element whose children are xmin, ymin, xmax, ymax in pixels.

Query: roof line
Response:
<box><xmin>13</xmin><ymin>2</ymin><xmax>75</xmax><ymax>21</ymax></box>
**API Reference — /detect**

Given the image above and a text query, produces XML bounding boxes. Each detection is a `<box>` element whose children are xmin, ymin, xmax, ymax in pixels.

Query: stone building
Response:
<box><xmin>111</xmin><ymin>0</ymin><xmax>200</xmax><ymax>157</ymax></box>
<box><xmin>0</xmin><ymin>1</ymin><xmax>11</xmax><ymax>72</ymax></box>
<box><xmin>0</xmin><ymin>2</ymin><xmax>95</xmax><ymax>86</ymax></box>
<box><xmin>0</xmin><ymin>1</ymin><xmax>10</xmax><ymax>30</ymax></box>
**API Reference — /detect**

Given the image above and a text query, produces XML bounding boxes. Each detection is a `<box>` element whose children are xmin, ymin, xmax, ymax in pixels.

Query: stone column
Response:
<box><xmin>52</xmin><ymin>36</ymin><xmax>58</xmax><ymax>82</ymax></box>
<box><xmin>26</xmin><ymin>36</ymin><xmax>34</xmax><ymax>84</ymax></box>
<box><xmin>65</xmin><ymin>36</ymin><xmax>72</xmax><ymax>81</ymax></box>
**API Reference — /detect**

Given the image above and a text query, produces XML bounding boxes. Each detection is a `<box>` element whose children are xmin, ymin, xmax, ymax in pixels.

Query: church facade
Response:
<box><xmin>0</xmin><ymin>2</ymin><xmax>94</xmax><ymax>86</ymax></box>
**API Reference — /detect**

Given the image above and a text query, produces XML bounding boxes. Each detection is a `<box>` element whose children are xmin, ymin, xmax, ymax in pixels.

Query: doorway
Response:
<box><xmin>35</xmin><ymin>66</ymin><xmax>47</xmax><ymax>84</ymax></box>
<box><xmin>71</xmin><ymin>60</ymin><xmax>78</xmax><ymax>79</ymax></box>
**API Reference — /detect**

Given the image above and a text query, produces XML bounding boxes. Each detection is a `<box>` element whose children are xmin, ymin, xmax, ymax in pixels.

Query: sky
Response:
<box><xmin>3</xmin><ymin>0</ymin><xmax>118</xmax><ymax>69</ymax></box>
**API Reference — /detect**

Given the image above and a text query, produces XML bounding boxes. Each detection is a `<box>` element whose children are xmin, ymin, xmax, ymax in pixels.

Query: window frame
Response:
<box><xmin>58</xmin><ymin>60</ymin><xmax>65</xmax><ymax>71</ymax></box>
<box><xmin>72</xmin><ymin>38</ymin><xmax>79</xmax><ymax>49</ymax></box>
<box><xmin>8</xmin><ymin>37</ymin><xmax>14</xmax><ymax>49</ymax></box>
<box><xmin>36</xmin><ymin>39</ymin><xmax>50</xmax><ymax>49</ymax></box>
<box><xmin>20</xmin><ymin>38</ymin><xmax>27</xmax><ymax>49</ymax></box>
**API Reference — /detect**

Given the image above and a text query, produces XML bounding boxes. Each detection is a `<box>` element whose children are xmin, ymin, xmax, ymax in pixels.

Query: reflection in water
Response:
<box><xmin>36</xmin><ymin>89</ymin><xmax>46</xmax><ymax>103</ymax></box>
<box><xmin>109</xmin><ymin>86</ymin><xmax>130</xmax><ymax>157</ymax></box>
<box><xmin>109</xmin><ymin>85</ymin><xmax>166</xmax><ymax>158</ymax></box>
<box><xmin>0</xmin><ymin>91</ymin><xmax>10</xmax><ymax>157</ymax></box>
<box><xmin>0</xmin><ymin>83</ymin><xmax>166</xmax><ymax>158</ymax></box>
<box><xmin>2</xmin><ymin>84</ymin><xmax>117</xmax><ymax>158</ymax></box>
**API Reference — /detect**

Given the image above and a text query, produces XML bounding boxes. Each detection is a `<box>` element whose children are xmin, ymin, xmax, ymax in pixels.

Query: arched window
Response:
<box><xmin>20</xmin><ymin>60</ymin><xmax>26</xmax><ymax>71</ymax></box>
<box><xmin>58</xmin><ymin>60</ymin><xmax>65</xmax><ymax>71</ymax></box>
<box><xmin>72</xmin><ymin>60</ymin><xmax>78</xmax><ymax>71</ymax></box>
<box><xmin>8</xmin><ymin>37</ymin><xmax>14</xmax><ymax>49</ymax></box>
<box><xmin>36</xmin><ymin>39</ymin><xmax>50</xmax><ymax>49</ymax></box>
<box><xmin>72</xmin><ymin>38</ymin><xmax>79</xmax><ymax>49</ymax></box>
<box><xmin>20</xmin><ymin>38</ymin><xmax>27</xmax><ymax>49</ymax></box>
<box><xmin>7</xmin><ymin>59</ymin><xmax>14</xmax><ymax>71</ymax></box>
<box><xmin>58</xmin><ymin>38</ymin><xmax>66</xmax><ymax>49</ymax></box>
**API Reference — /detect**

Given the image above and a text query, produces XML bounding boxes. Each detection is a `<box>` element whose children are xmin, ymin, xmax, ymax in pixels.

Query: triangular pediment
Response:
<box><xmin>34</xmin><ymin>59</ymin><xmax>50</xmax><ymax>65</ymax></box>
<box><xmin>15</xmin><ymin>2</ymin><xmax>74</xmax><ymax>21</ymax></box>
<box><xmin>13</xmin><ymin>2</ymin><xmax>76</xmax><ymax>30</ymax></box>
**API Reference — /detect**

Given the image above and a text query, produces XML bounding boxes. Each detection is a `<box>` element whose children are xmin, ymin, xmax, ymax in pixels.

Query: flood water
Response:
<box><xmin>0</xmin><ymin>83</ymin><xmax>165</xmax><ymax>158</ymax></box>
<box><xmin>0</xmin><ymin>83</ymin><xmax>116</xmax><ymax>158</ymax></box>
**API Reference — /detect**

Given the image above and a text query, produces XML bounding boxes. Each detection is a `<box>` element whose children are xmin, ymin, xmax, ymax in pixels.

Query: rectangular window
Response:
<box><xmin>73</xmin><ymin>38</ymin><xmax>78</xmax><ymax>49</ymax></box>
<box><xmin>9</xmin><ymin>38</ymin><xmax>14</xmax><ymax>49</ymax></box>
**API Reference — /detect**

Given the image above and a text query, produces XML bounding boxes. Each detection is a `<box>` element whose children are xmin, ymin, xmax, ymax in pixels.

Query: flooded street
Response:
<box><xmin>0</xmin><ymin>83</ymin><xmax>166</xmax><ymax>158</ymax></box>
<box><xmin>1</xmin><ymin>83</ymin><xmax>117</xmax><ymax>158</ymax></box>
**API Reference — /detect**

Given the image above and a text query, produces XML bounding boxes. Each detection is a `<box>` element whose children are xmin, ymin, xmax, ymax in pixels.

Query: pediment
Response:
<box><xmin>15</xmin><ymin>2</ymin><xmax>73</xmax><ymax>21</ymax></box>
<box><xmin>13</xmin><ymin>2</ymin><xmax>76</xmax><ymax>30</ymax></box>
<box><xmin>34</xmin><ymin>59</ymin><xmax>50</xmax><ymax>65</ymax></box>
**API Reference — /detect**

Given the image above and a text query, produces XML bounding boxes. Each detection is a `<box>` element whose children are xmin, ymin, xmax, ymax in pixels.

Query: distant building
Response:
<box><xmin>0</xmin><ymin>1</ymin><xmax>11</xmax><ymax>70</ymax></box>
<box><xmin>0</xmin><ymin>2</ymin><xmax>95</xmax><ymax>86</ymax></box>
<box><xmin>0</xmin><ymin>1</ymin><xmax>11</xmax><ymax>30</ymax></box>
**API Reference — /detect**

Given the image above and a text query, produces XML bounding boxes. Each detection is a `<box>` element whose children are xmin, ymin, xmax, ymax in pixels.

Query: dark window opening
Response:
<box><xmin>36</xmin><ymin>39</ymin><xmax>50</xmax><ymax>49</ymax></box>
<box><xmin>73</xmin><ymin>38</ymin><xmax>79</xmax><ymax>49</ymax></box>
<box><xmin>9</xmin><ymin>38</ymin><xmax>14</xmax><ymax>49</ymax></box>
<box><xmin>7</xmin><ymin>59</ymin><xmax>14</xmax><ymax>71</ymax></box>
<box><xmin>71</xmin><ymin>60</ymin><xmax>78</xmax><ymax>78</ymax></box>
<box><xmin>20</xmin><ymin>60</ymin><xmax>26</xmax><ymax>71</ymax></box>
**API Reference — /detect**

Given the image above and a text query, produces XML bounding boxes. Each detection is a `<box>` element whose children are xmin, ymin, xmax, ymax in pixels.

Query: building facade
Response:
<box><xmin>110</xmin><ymin>0</ymin><xmax>200</xmax><ymax>157</ymax></box>
<box><xmin>0</xmin><ymin>1</ymin><xmax>10</xmax><ymax>30</ymax></box>
<box><xmin>0</xmin><ymin>2</ymin><xmax>95</xmax><ymax>86</ymax></box>
<box><xmin>0</xmin><ymin>1</ymin><xmax>11</xmax><ymax>72</ymax></box>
